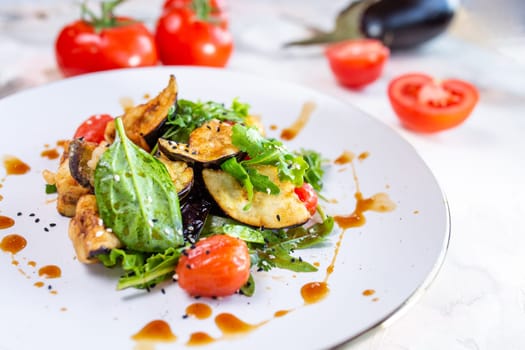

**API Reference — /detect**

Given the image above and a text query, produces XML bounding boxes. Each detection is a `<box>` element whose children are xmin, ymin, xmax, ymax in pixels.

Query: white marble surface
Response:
<box><xmin>1</xmin><ymin>1</ymin><xmax>525</xmax><ymax>349</ymax></box>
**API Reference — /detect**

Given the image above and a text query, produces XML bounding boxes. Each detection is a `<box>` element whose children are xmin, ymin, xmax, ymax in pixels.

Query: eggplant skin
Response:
<box><xmin>105</xmin><ymin>75</ymin><xmax>178</xmax><ymax>151</ymax></box>
<box><xmin>202</xmin><ymin>166</ymin><xmax>311</xmax><ymax>229</ymax></box>
<box><xmin>361</xmin><ymin>0</ymin><xmax>456</xmax><ymax>49</ymax></box>
<box><xmin>158</xmin><ymin>119</ymin><xmax>241</xmax><ymax>166</ymax></box>
<box><xmin>157</xmin><ymin>153</ymin><xmax>194</xmax><ymax>200</ymax></box>
<box><xmin>68</xmin><ymin>194</ymin><xmax>122</xmax><ymax>263</ymax></box>
<box><xmin>55</xmin><ymin>143</ymin><xmax>91</xmax><ymax>217</ymax></box>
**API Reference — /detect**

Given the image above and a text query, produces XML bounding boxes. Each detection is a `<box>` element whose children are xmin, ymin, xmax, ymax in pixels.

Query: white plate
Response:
<box><xmin>0</xmin><ymin>67</ymin><xmax>449</xmax><ymax>350</ymax></box>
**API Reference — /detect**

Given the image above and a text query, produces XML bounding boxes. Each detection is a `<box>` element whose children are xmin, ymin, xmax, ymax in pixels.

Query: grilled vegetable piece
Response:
<box><xmin>157</xmin><ymin>153</ymin><xmax>194</xmax><ymax>200</ymax></box>
<box><xmin>68</xmin><ymin>138</ymin><xmax>109</xmax><ymax>191</ymax></box>
<box><xmin>55</xmin><ymin>143</ymin><xmax>91</xmax><ymax>217</ymax></box>
<box><xmin>68</xmin><ymin>194</ymin><xmax>122</xmax><ymax>263</ymax></box>
<box><xmin>105</xmin><ymin>75</ymin><xmax>178</xmax><ymax>151</ymax></box>
<box><xmin>158</xmin><ymin>119</ymin><xmax>241</xmax><ymax>166</ymax></box>
<box><xmin>202</xmin><ymin>165</ymin><xmax>311</xmax><ymax>229</ymax></box>
<box><xmin>180</xmin><ymin>174</ymin><xmax>216</xmax><ymax>243</ymax></box>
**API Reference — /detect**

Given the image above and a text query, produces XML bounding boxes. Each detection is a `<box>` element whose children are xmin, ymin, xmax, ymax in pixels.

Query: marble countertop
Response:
<box><xmin>1</xmin><ymin>1</ymin><xmax>524</xmax><ymax>349</ymax></box>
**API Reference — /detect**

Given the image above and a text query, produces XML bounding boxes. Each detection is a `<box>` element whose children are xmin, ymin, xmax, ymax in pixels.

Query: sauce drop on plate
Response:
<box><xmin>186</xmin><ymin>332</ymin><xmax>215</xmax><ymax>346</ymax></box>
<box><xmin>132</xmin><ymin>320</ymin><xmax>177</xmax><ymax>342</ymax></box>
<box><xmin>185</xmin><ymin>302</ymin><xmax>212</xmax><ymax>320</ymax></box>
<box><xmin>301</xmin><ymin>281</ymin><xmax>329</xmax><ymax>304</ymax></box>
<box><xmin>3</xmin><ymin>156</ymin><xmax>30</xmax><ymax>175</ymax></box>
<box><xmin>280</xmin><ymin>101</ymin><xmax>316</xmax><ymax>141</ymax></box>
<box><xmin>0</xmin><ymin>215</ymin><xmax>15</xmax><ymax>229</ymax></box>
<box><xmin>0</xmin><ymin>234</ymin><xmax>27</xmax><ymax>254</ymax></box>
<box><xmin>38</xmin><ymin>265</ymin><xmax>62</xmax><ymax>279</ymax></box>
<box><xmin>215</xmin><ymin>313</ymin><xmax>260</xmax><ymax>336</ymax></box>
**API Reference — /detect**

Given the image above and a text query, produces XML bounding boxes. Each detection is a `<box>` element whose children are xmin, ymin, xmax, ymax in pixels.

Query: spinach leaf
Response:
<box><xmin>95</xmin><ymin>117</ymin><xmax>184</xmax><ymax>253</ymax></box>
<box><xmin>201</xmin><ymin>215</ymin><xmax>265</xmax><ymax>244</ymax></box>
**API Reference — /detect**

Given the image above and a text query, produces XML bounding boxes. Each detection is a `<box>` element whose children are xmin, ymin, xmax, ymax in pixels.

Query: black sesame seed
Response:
<box><xmin>29</xmin><ymin>213</ymin><xmax>35</xmax><ymax>217</ymax></box>
<box><xmin>161</xmin><ymin>288</ymin><xmax>166</xmax><ymax>294</ymax></box>
<box><xmin>44</xmin><ymin>227</ymin><xmax>49</xmax><ymax>232</ymax></box>
<box><xmin>48</xmin><ymin>285</ymin><xmax>52</xmax><ymax>290</ymax></box>
<box><xmin>182</xmin><ymin>314</ymin><xmax>189</xmax><ymax>319</ymax></box>
<box><xmin>291</xmin><ymin>258</ymin><xmax>296</xmax><ymax>263</ymax></box>
<box><xmin>276</xmin><ymin>214</ymin><xmax>281</xmax><ymax>221</ymax></box>
<box><xmin>205</xmin><ymin>250</ymin><xmax>210</xmax><ymax>255</ymax></box>
<box><xmin>186</xmin><ymin>264</ymin><xmax>191</xmax><ymax>269</ymax></box>
<box><xmin>190</xmin><ymin>244</ymin><xmax>196</xmax><ymax>249</ymax></box>
<box><xmin>50</xmin><ymin>223</ymin><xmax>56</xmax><ymax>227</ymax></box>
<box><xmin>35</xmin><ymin>218</ymin><xmax>40</xmax><ymax>223</ymax></box>
<box><xmin>17</xmin><ymin>212</ymin><xmax>22</xmax><ymax>216</ymax></box>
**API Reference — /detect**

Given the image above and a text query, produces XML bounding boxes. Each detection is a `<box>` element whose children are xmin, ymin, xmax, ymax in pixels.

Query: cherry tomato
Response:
<box><xmin>325</xmin><ymin>39</ymin><xmax>389</xmax><ymax>88</ymax></box>
<box><xmin>73</xmin><ymin>114</ymin><xmax>114</xmax><ymax>143</ymax></box>
<box><xmin>55</xmin><ymin>1</ymin><xmax>158</xmax><ymax>77</ymax></box>
<box><xmin>388</xmin><ymin>73</ymin><xmax>479</xmax><ymax>132</ymax></box>
<box><xmin>155</xmin><ymin>6</ymin><xmax>233</xmax><ymax>67</ymax></box>
<box><xmin>176</xmin><ymin>235</ymin><xmax>251</xmax><ymax>297</ymax></box>
<box><xmin>295</xmin><ymin>182</ymin><xmax>318</xmax><ymax>216</ymax></box>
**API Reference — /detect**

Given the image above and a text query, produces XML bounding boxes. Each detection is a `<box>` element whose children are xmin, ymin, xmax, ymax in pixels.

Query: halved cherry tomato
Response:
<box><xmin>73</xmin><ymin>114</ymin><xmax>114</xmax><ymax>143</ymax></box>
<box><xmin>155</xmin><ymin>4</ymin><xmax>233</xmax><ymax>67</ymax></box>
<box><xmin>325</xmin><ymin>39</ymin><xmax>389</xmax><ymax>88</ymax></box>
<box><xmin>295</xmin><ymin>182</ymin><xmax>318</xmax><ymax>216</ymax></box>
<box><xmin>176</xmin><ymin>234</ymin><xmax>251</xmax><ymax>297</ymax></box>
<box><xmin>55</xmin><ymin>1</ymin><xmax>158</xmax><ymax>77</ymax></box>
<box><xmin>388</xmin><ymin>73</ymin><xmax>479</xmax><ymax>132</ymax></box>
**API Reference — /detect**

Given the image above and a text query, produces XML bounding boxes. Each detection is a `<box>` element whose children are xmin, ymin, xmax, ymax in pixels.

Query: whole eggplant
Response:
<box><xmin>285</xmin><ymin>0</ymin><xmax>457</xmax><ymax>49</ymax></box>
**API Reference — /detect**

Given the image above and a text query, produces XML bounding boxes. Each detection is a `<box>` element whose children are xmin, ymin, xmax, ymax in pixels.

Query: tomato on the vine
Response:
<box><xmin>388</xmin><ymin>73</ymin><xmax>479</xmax><ymax>132</ymax></box>
<box><xmin>295</xmin><ymin>182</ymin><xmax>318</xmax><ymax>216</ymax></box>
<box><xmin>325</xmin><ymin>39</ymin><xmax>389</xmax><ymax>88</ymax></box>
<box><xmin>55</xmin><ymin>0</ymin><xmax>158</xmax><ymax>77</ymax></box>
<box><xmin>176</xmin><ymin>235</ymin><xmax>251</xmax><ymax>297</ymax></box>
<box><xmin>73</xmin><ymin>114</ymin><xmax>114</xmax><ymax>143</ymax></box>
<box><xmin>155</xmin><ymin>0</ymin><xmax>233</xmax><ymax>67</ymax></box>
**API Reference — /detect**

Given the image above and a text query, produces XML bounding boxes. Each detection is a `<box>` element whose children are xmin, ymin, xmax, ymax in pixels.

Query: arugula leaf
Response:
<box><xmin>95</xmin><ymin>117</ymin><xmax>184</xmax><ymax>253</ymax></box>
<box><xmin>162</xmin><ymin>99</ymin><xmax>249</xmax><ymax>143</ymax></box>
<box><xmin>98</xmin><ymin>247</ymin><xmax>182</xmax><ymax>290</ymax></box>
<box><xmin>201</xmin><ymin>215</ymin><xmax>265</xmax><ymax>244</ymax></box>
<box><xmin>252</xmin><ymin>215</ymin><xmax>334</xmax><ymax>272</ymax></box>
<box><xmin>222</xmin><ymin>124</ymin><xmax>308</xmax><ymax>201</ymax></box>
<box><xmin>296</xmin><ymin>149</ymin><xmax>325</xmax><ymax>192</ymax></box>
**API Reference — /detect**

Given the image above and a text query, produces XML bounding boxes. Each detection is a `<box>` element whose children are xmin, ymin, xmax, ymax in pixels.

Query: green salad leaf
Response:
<box><xmin>95</xmin><ymin>117</ymin><xmax>184</xmax><ymax>253</ymax></box>
<box><xmin>98</xmin><ymin>247</ymin><xmax>182</xmax><ymax>290</ymax></box>
<box><xmin>297</xmin><ymin>149</ymin><xmax>325</xmax><ymax>192</ymax></box>
<box><xmin>221</xmin><ymin>124</ymin><xmax>308</xmax><ymax>202</ymax></box>
<box><xmin>162</xmin><ymin>98</ymin><xmax>249</xmax><ymax>143</ymax></box>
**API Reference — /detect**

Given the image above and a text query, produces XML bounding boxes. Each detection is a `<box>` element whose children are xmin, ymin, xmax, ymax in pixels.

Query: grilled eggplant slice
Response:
<box><xmin>158</xmin><ymin>119</ymin><xmax>241</xmax><ymax>166</ymax></box>
<box><xmin>157</xmin><ymin>153</ymin><xmax>194</xmax><ymax>200</ymax></box>
<box><xmin>68</xmin><ymin>138</ymin><xmax>109</xmax><ymax>191</ymax></box>
<box><xmin>105</xmin><ymin>75</ymin><xmax>178</xmax><ymax>151</ymax></box>
<box><xmin>68</xmin><ymin>194</ymin><xmax>122</xmax><ymax>263</ymax></box>
<box><xmin>202</xmin><ymin>165</ymin><xmax>311</xmax><ymax>229</ymax></box>
<box><xmin>55</xmin><ymin>143</ymin><xmax>91</xmax><ymax>217</ymax></box>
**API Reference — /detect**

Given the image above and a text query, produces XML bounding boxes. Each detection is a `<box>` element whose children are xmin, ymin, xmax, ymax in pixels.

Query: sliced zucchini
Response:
<box><xmin>202</xmin><ymin>165</ymin><xmax>311</xmax><ymax>229</ymax></box>
<box><xmin>158</xmin><ymin>119</ymin><xmax>241</xmax><ymax>166</ymax></box>
<box><xmin>105</xmin><ymin>75</ymin><xmax>178</xmax><ymax>151</ymax></box>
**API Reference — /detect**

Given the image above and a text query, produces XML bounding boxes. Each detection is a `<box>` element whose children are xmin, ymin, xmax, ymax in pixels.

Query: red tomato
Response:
<box><xmin>163</xmin><ymin>0</ymin><xmax>226</xmax><ymax>13</ymax></box>
<box><xmin>325</xmin><ymin>39</ymin><xmax>389</xmax><ymax>88</ymax></box>
<box><xmin>55</xmin><ymin>16</ymin><xmax>158</xmax><ymax>77</ymax></box>
<box><xmin>176</xmin><ymin>235</ymin><xmax>251</xmax><ymax>297</ymax></box>
<box><xmin>73</xmin><ymin>114</ymin><xmax>113</xmax><ymax>143</ymax></box>
<box><xmin>295</xmin><ymin>183</ymin><xmax>318</xmax><ymax>216</ymax></box>
<box><xmin>155</xmin><ymin>7</ymin><xmax>233</xmax><ymax>67</ymax></box>
<box><xmin>388</xmin><ymin>73</ymin><xmax>479</xmax><ymax>132</ymax></box>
